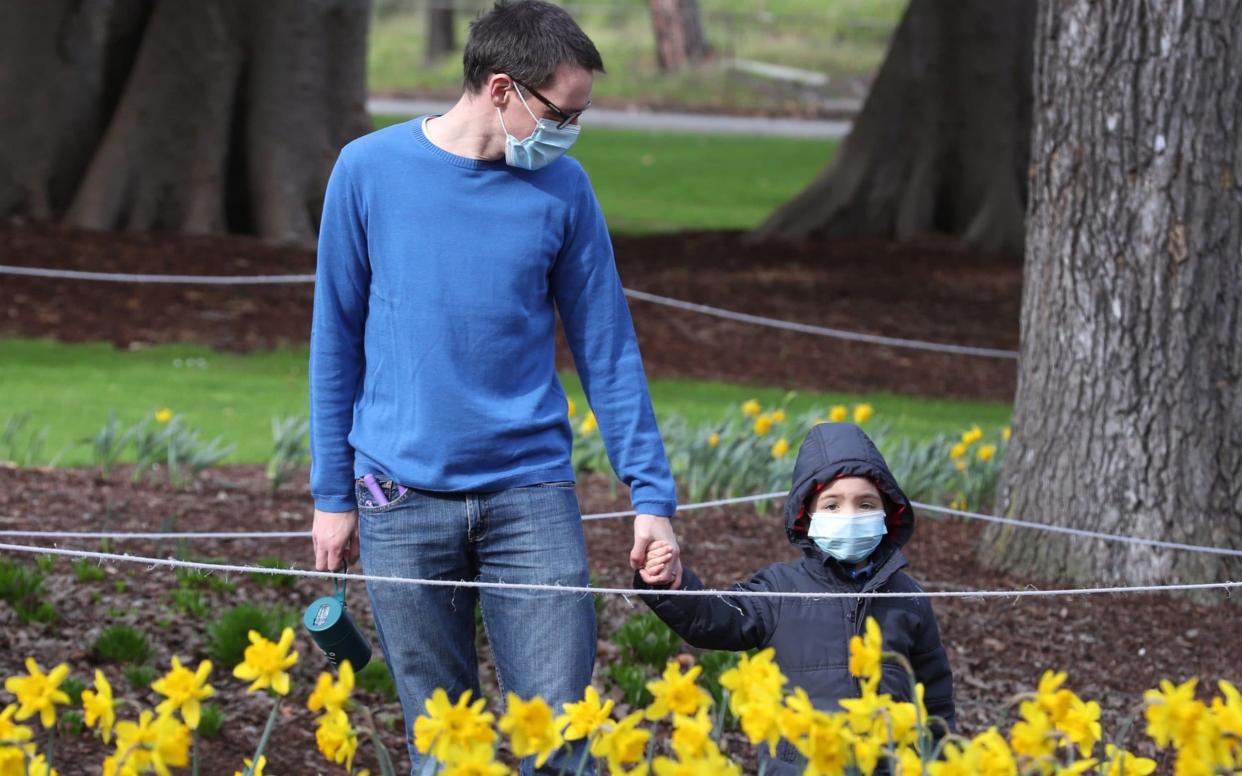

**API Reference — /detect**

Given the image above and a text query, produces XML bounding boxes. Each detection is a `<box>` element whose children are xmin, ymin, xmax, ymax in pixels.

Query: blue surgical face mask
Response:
<box><xmin>497</xmin><ymin>87</ymin><xmax>580</xmax><ymax>170</ymax></box>
<box><xmin>808</xmin><ymin>509</ymin><xmax>887</xmax><ymax>563</ymax></box>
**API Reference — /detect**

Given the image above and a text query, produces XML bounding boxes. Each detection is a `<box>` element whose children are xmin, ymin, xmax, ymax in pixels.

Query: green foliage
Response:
<box><xmin>176</xmin><ymin>564</ymin><xmax>235</xmax><ymax>594</ymax></box>
<box><xmin>86</xmin><ymin>409</ymin><xmax>126</xmax><ymax>479</ymax></box>
<box><xmin>167</xmin><ymin>588</ymin><xmax>210</xmax><ymax>619</ymax></box>
<box><xmin>124</xmin><ymin>664</ymin><xmax>158</xmax><ymax>691</ymax></box>
<box><xmin>198</xmin><ymin>703</ymin><xmax>226</xmax><ymax>739</ymax></box>
<box><xmin>35</xmin><ymin>554</ymin><xmax>55</xmax><ymax>573</ymax></box>
<box><xmin>0</xmin><ymin>558</ymin><xmax>58</xmax><ymax>624</ymax></box>
<box><xmin>0</xmin><ymin>412</ymin><xmax>49</xmax><ymax>465</ymax></box>
<box><xmin>606</xmin><ymin>662</ymin><xmax>653</xmax><ymax>709</ymax></box>
<box><xmin>72</xmin><ymin>559</ymin><xmax>108</xmax><ymax>583</ymax></box>
<box><xmin>267</xmin><ymin>415</ymin><xmax>310</xmax><ymax>494</ymax></box>
<box><xmin>356</xmin><ymin>660</ymin><xmax>399</xmax><ymax>704</ymax></box>
<box><xmin>612</xmin><ymin>612</ymin><xmax>683</xmax><ymax>669</ymax></box>
<box><xmin>126</xmin><ymin>414</ymin><xmax>236</xmax><ymax>487</ymax></box>
<box><xmin>206</xmin><ymin>603</ymin><xmax>298</xmax><ymax>666</ymax></box>
<box><xmin>697</xmin><ymin>650</ymin><xmax>741</xmax><ymax>708</ymax></box>
<box><xmin>250</xmin><ymin>558</ymin><xmax>298</xmax><ymax>589</ymax></box>
<box><xmin>93</xmin><ymin>624</ymin><xmax>154</xmax><ymax>665</ymax></box>
<box><xmin>61</xmin><ymin>677</ymin><xmax>87</xmax><ymax>706</ymax></box>
<box><xmin>60</xmin><ymin>709</ymin><xmax>86</xmax><ymax>735</ymax></box>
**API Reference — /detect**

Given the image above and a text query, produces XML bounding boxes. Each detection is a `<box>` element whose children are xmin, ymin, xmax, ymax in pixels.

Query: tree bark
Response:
<box><xmin>750</xmin><ymin>0</ymin><xmax>1035</xmax><ymax>257</ymax></box>
<box><xmin>0</xmin><ymin>0</ymin><xmax>371</xmax><ymax>247</ymax></box>
<box><xmin>981</xmin><ymin>0</ymin><xmax>1242</xmax><ymax>599</ymax></box>
<box><xmin>649</xmin><ymin>0</ymin><xmax>710</xmax><ymax>74</ymax></box>
<box><xmin>426</xmin><ymin>1</ymin><xmax>455</xmax><ymax>65</ymax></box>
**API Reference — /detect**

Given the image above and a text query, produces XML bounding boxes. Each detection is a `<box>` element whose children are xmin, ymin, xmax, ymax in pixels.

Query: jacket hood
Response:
<box><xmin>783</xmin><ymin>423</ymin><xmax>915</xmax><ymax>551</ymax></box>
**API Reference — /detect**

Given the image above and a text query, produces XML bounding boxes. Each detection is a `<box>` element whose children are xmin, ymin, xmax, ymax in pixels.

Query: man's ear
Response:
<box><xmin>486</xmin><ymin>74</ymin><xmax>514</xmax><ymax>108</ymax></box>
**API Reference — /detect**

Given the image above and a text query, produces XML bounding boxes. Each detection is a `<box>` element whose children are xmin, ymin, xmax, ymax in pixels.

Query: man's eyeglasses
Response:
<box><xmin>508</xmin><ymin>76</ymin><xmax>591</xmax><ymax>129</ymax></box>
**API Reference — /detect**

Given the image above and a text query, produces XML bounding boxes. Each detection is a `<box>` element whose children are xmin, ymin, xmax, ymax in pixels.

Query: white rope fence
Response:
<box><xmin>0</xmin><ymin>542</ymin><xmax>1236</xmax><ymax>600</ymax></box>
<box><xmin>0</xmin><ymin>264</ymin><xmax>1019</xmax><ymax>359</ymax></box>
<box><xmin>4</xmin><ymin>490</ymin><xmax>1239</xmax><ymax>558</ymax></box>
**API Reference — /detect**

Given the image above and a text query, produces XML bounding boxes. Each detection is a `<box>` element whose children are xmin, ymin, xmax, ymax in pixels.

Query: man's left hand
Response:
<box><xmin>631</xmin><ymin>514</ymin><xmax>681</xmax><ymax>587</ymax></box>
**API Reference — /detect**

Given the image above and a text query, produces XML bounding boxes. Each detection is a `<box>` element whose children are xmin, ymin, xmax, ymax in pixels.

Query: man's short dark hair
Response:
<box><xmin>463</xmin><ymin>0</ymin><xmax>605</xmax><ymax>93</ymax></box>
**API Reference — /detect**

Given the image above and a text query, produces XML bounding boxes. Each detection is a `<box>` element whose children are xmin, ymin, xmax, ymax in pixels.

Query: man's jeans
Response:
<box><xmin>357</xmin><ymin>479</ymin><xmax>596</xmax><ymax>776</ymax></box>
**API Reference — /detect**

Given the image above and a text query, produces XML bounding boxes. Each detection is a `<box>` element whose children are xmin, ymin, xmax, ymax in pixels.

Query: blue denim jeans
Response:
<box><xmin>357</xmin><ymin>478</ymin><xmax>597</xmax><ymax>776</ymax></box>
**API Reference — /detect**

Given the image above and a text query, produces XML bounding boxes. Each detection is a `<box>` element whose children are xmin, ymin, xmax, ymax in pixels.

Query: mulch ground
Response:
<box><xmin>0</xmin><ymin>222</ymin><xmax>1232</xmax><ymax>773</ymax></box>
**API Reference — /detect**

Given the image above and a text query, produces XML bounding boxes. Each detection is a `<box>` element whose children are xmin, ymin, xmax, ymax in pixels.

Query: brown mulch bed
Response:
<box><xmin>0</xmin><ymin>463</ymin><xmax>1236</xmax><ymax>773</ymax></box>
<box><xmin>0</xmin><ymin>222</ymin><xmax>1020</xmax><ymax>401</ymax></box>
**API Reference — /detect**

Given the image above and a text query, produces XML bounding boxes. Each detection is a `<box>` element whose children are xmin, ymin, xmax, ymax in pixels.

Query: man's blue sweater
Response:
<box><xmin>309</xmin><ymin>117</ymin><xmax>676</xmax><ymax>517</ymax></box>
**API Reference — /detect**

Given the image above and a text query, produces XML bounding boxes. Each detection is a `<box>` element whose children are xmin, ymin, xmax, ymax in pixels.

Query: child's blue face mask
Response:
<box><xmin>808</xmin><ymin>509</ymin><xmax>887</xmax><ymax>563</ymax></box>
<box><xmin>496</xmin><ymin>87</ymin><xmax>580</xmax><ymax>171</ymax></box>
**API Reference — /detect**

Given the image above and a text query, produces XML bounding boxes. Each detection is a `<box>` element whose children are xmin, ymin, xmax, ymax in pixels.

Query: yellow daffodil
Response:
<box><xmin>795</xmin><ymin>711</ymin><xmax>851</xmax><ymax>776</ymax></box>
<box><xmin>707</xmin><ymin>432</ymin><xmax>720</xmax><ymax>449</ymax></box>
<box><xmin>439</xmin><ymin>743</ymin><xmax>510</xmax><ymax>776</ymax></box>
<box><xmin>771</xmin><ymin>438</ymin><xmax>790</xmax><ymax>459</ymax></box>
<box><xmin>777</xmin><ymin>688</ymin><xmax>816</xmax><ymax>746</ymax></box>
<box><xmin>1002</xmin><ymin>426</ymin><xmax>1012</xmax><ymax>442</ymax></box>
<box><xmin>1144</xmin><ymin>678</ymin><xmax>1205</xmax><ymax>749</ymax></box>
<box><xmin>557</xmin><ymin>685</ymin><xmax>614</xmax><ymax>741</ymax></box>
<box><xmin>752</xmin><ymin>414</ymin><xmax>774</xmax><ymax>437</ymax></box>
<box><xmin>653</xmin><ymin>749</ymin><xmax>740</xmax><ymax>776</ymax></box>
<box><xmin>590</xmin><ymin>711</ymin><xmax>649</xmax><ymax>774</ymax></box>
<box><xmin>829</xmin><ymin>405</ymin><xmax>848</xmax><ymax>423</ymax></box>
<box><xmin>741</xmin><ymin>399</ymin><xmax>761</xmax><ymax>417</ymax></box>
<box><xmin>771</xmin><ymin>408</ymin><xmax>786</xmax><ymax>423</ymax></box>
<box><xmin>963</xmin><ymin>727</ymin><xmax>1017</xmax><ymax>775</ymax></box>
<box><xmin>232</xmin><ymin>628</ymin><xmax>298</xmax><ymax>696</ymax></box>
<box><xmin>0</xmin><ymin>704</ymin><xmax>33</xmax><ymax>748</ymax></box>
<box><xmin>81</xmin><ymin>670</ymin><xmax>117</xmax><ymax>743</ymax></box>
<box><xmin>949</xmin><ymin>497</ymin><xmax>968</xmax><ymax>511</ymax></box>
<box><xmin>414</xmin><ymin>688</ymin><xmax>497</xmax><ymax>764</ymax></box>
<box><xmin>961</xmin><ymin>425</ymin><xmax>984</xmax><ymax>445</ymax></box>
<box><xmin>152</xmin><ymin>657</ymin><xmax>214</xmax><ymax>729</ymax></box>
<box><xmin>567</xmin><ymin>398</ymin><xmax>577</xmax><ymax>417</ymax></box>
<box><xmin>0</xmin><ymin>746</ymin><xmax>33</xmax><ymax>776</ymax></box>
<box><xmin>892</xmin><ymin>746</ymin><xmax>925</xmax><ymax>775</ymax></box>
<box><xmin>113</xmin><ymin>710</ymin><xmax>192</xmax><ymax>775</ymax></box>
<box><xmin>720</xmin><ymin>649</ymin><xmax>787</xmax><ymax>717</ymax></box>
<box><xmin>233</xmin><ymin>755</ymin><xmax>266</xmax><ymax>776</ymax></box>
<box><xmin>1210</xmin><ymin>680</ymin><xmax>1242</xmax><ymax>739</ymax></box>
<box><xmin>977</xmin><ymin>443</ymin><xmax>997</xmax><ymax>462</ymax></box>
<box><xmin>853</xmin><ymin>404</ymin><xmax>874</xmax><ymax>424</ymax></box>
<box><xmin>1101</xmin><ymin>744</ymin><xmax>1156</xmax><ymax>776</ymax></box>
<box><xmin>669</xmin><ymin>708</ymin><xmax>715</xmax><ymax>760</ymax></box>
<box><xmin>154</xmin><ymin>408</ymin><xmax>173</xmax><ymax>424</ymax></box>
<box><xmin>949</xmin><ymin>442</ymin><xmax>968</xmax><ymax>460</ymax></box>
<box><xmin>1009</xmin><ymin>702</ymin><xmax>1057</xmax><ymax>763</ymax></box>
<box><xmin>954</xmin><ymin>460</ymin><xmax>968</xmax><ymax>472</ymax></box>
<box><xmin>315</xmin><ymin>708</ymin><xmax>359</xmax><ymax>770</ymax></box>
<box><xmin>4</xmin><ymin>658</ymin><xmax>71</xmax><ymax>729</ymax></box>
<box><xmin>848</xmin><ymin>617</ymin><xmax>883</xmax><ymax>690</ymax></box>
<box><xmin>1033</xmin><ymin>670</ymin><xmax>1074</xmax><ymax>724</ymax></box>
<box><xmin>838</xmin><ymin>685</ymin><xmax>889</xmax><ymax>737</ymax></box>
<box><xmin>645</xmin><ymin>662</ymin><xmax>711</xmax><ymax>721</ymax></box>
<box><xmin>1056</xmin><ymin>695</ymin><xmax>1101</xmax><ymax>757</ymax></box>
<box><xmin>737</xmin><ymin>698</ymin><xmax>782</xmax><ymax>757</ymax></box>
<box><xmin>578</xmin><ymin>411</ymin><xmax>598</xmax><ymax>435</ymax></box>
<box><xmin>307</xmin><ymin>660</ymin><xmax>355</xmax><ymax>715</ymax></box>
<box><xmin>499</xmin><ymin>693</ymin><xmax>563</xmax><ymax>768</ymax></box>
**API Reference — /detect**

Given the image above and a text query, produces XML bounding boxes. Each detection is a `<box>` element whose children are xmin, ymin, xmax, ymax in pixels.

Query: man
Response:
<box><xmin>308</xmin><ymin>2</ymin><xmax>680</xmax><ymax>773</ymax></box>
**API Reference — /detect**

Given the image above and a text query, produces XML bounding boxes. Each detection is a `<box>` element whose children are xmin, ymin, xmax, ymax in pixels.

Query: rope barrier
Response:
<box><xmin>0</xmin><ymin>542</ymin><xmax>1236</xmax><ymax>600</ymax></box>
<box><xmin>4</xmin><ymin>490</ymin><xmax>1239</xmax><ymax>559</ymax></box>
<box><xmin>0</xmin><ymin>264</ymin><xmax>1019</xmax><ymax>359</ymax></box>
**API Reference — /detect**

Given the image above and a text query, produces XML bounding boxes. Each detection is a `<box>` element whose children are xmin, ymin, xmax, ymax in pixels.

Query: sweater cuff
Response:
<box><xmin>314</xmin><ymin>494</ymin><xmax>358</xmax><ymax>512</ymax></box>
<box><xmin>632</xmin><ymin>500</ymin><xmax>677</xmax><ymax>518</ymax></box>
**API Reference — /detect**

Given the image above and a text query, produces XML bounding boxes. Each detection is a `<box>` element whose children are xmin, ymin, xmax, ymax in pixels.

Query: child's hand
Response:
<box><xmin>640</xmin><ymin>540</ymin><xmax>680</xmax><ymax>588</ymax></box>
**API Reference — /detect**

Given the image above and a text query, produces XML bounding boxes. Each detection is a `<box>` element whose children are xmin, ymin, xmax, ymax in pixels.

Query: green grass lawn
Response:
<box><xmin>371</xmin><ymin>117</ymin><xmax>834</xmax><ymax>234</ymax></box>
<box><xmin>0</xmin><ymin>338</ymin><xmax>1010</xmax><ymax>468</ymax></box>
<box><xmin>368</xmin><ymin>0</ymin><xmax>904</xmax><ymax>112</ymax></box>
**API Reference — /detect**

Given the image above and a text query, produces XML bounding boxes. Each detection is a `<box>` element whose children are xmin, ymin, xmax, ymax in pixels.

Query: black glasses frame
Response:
<box><xmin>508</xmin><ymin>75</ymin><xmax>590</xmax><ymax>129</ymax></box>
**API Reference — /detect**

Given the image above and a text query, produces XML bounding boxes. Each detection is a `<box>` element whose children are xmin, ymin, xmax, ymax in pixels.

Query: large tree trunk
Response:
<box><xmin>426</xmin><ymin>0</ymin><xmax>455</xmax><ymax>65</ymax></box>
<box><xmin>980</xmin><ymin>1</ymin><xmax>1242</xmax><ymax>598</ymax></box>
<box><xmin>648</xmin><ymin>0</ymin><xmax>710</xmax><ymax>74</ymax></box>
<box><xmin>0</xmin><ymin>0</ymin><xmax>371</xmax><ymax>248</ymax></box>
<box><xmin>751</xmin><ymin>0</ymin><xmax>1035</xmax><ymax>257</ymax></box>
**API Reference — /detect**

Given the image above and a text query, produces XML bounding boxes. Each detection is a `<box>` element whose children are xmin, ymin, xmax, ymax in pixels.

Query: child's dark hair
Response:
<box><xmin>463</xmin><ymin>1</ymin><xmax>605</xmax><ymax>93</ymax></box>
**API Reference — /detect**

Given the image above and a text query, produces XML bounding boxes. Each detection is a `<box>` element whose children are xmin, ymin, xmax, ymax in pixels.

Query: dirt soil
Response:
<box><xmin>1</xmin><ymin>223</ymin><xmax>1230</xmax><ymax>774</ymax></box>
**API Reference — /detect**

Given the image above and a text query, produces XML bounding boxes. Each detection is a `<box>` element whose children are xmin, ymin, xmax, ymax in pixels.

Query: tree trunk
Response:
<box><xmin>426</xmin><ymin>1</ymin><xmax>455</xmax><ymax>65</ymax></box>
<box><xmin>980</xmin><ymin>1</ymin><xmax>1242</xmax><ymax>599</ymax></box>
<box><xmin>750</xmin><ymin>0</ymin><xmax>1035</xmax><ymax>257</ymax></box>
<box><xmin>0</xmin><ymin>0</ymin><xmax>371</xmax><ymax>248</ymax></box>
<box><xmin>649</xmin><ymin>0</ymin><xmax>710</xmax><ymax>74</ymax></box>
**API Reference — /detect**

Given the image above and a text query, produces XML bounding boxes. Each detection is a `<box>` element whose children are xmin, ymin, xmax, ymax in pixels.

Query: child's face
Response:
<box><xmin>812</xmin><ymin>477</ymin><xmax>883</xmax><ymax>516</ymax></box>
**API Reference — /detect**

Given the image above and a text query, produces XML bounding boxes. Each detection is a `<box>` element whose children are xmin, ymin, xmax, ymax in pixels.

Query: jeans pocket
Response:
<box><xmin>354</xmin><ymin>477</ymin><xmax>415</xmax><ymax>513</ymax></box>
<box><xmin>531</xmin><ymin>480</ymin><xmax>575</xmax><ymax>489</ymax></box>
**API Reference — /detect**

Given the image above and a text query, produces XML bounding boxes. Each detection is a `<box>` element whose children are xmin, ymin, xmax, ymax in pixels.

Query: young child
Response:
<box><xmin>637</xmin><ymin>422</ymin><xmax>955</xmax><ymax>772</ymax></box>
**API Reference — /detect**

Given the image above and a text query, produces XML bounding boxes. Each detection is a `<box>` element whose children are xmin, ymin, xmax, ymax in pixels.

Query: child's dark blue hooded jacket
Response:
<box><xmin>637</xmin><ymin>423</ymin><xmax>955</xmax><ymax>769</ymax></box>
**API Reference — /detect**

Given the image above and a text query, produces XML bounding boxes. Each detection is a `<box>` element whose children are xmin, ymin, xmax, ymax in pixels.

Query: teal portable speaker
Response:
<box><xmin>303</xmin><ymin>562</ymin><xmax>372</xmax><ymax>671</ymax></box>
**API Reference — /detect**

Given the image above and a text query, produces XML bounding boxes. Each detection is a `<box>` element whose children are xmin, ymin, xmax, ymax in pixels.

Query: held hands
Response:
<box><xmin>631</xmin><ymin>514</ymin><xmax>682</xmax><ymax>589</ymax></box>
<box><xmin>312</xmin><ymin>508</ymin><xmax>360</xmax><ymax>571</ymax></box>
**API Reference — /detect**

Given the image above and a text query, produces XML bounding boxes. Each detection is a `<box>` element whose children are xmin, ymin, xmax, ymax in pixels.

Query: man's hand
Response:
<box><xmin>313</xmin><ymin>508</ymin><xmax>360</xmax><ymax>571</ymax></box>
<box><xmin>631</xmin><ymin>514</ymin><xmax>681</xmax><ymax>587</ymax></box>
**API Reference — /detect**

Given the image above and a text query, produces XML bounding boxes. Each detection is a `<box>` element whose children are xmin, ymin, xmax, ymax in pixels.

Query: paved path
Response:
<box><xmin>367</xmin><ymin>96</ymin><xmax>853</xmax><ymax>140</ymax></box>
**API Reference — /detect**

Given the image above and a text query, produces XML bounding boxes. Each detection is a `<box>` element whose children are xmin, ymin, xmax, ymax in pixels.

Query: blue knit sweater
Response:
<box><xmin>309</xmin><ymin>118</ymin><xmax>676</xmax><ymax>517</ymax></box>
